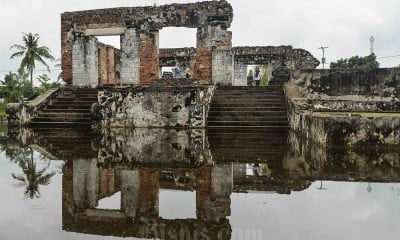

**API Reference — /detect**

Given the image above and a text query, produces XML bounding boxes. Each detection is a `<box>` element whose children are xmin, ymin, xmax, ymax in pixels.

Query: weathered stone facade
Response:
<box><xmin>61</xmin><ymin>1</ymin><xmax>318</xmax><ymax>87</ymax></box>
<box><xmin>286</xmin><ymin>68</ymin><xmax>400</xmax><ymax>147</ymax></box>
<box><xmin>61</xmin><ymin>1</ymin><xmax>233</xmax><ymax>86</ymax></box>
<box><xmin>92</xmin><ymin>85</ymin><xmax>214</xmax><ymax>128</ymax></box>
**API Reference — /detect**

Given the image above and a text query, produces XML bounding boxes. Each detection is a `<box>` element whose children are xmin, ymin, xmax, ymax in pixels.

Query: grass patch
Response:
<box><xmin>0</xmin><ymin>101</ymin><xmax>6</xmax><ymax>119</ymax></box>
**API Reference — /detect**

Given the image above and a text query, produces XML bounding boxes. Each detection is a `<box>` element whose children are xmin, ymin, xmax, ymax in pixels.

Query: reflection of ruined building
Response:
<box><xmin>61</xmin><ymin>1</ymin><xmax>318</xmax><ymax>87</ymax></box>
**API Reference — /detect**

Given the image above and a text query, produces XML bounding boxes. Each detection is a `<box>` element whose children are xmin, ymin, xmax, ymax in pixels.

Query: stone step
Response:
<box><xmin>212</xmin><ymin>99</ymin><xmax>285</xmax><ymax>104</ymax></box>
<box><xmin>210</xmin><ymin>104</ymin><xmax>286</xmax><ymax>108</ymax></box>
<box><xmin>217</xmin><ymin>86</ymin><xmax>283</xmax><ymax>90</ymax></box>
<box><xmin>209</xmin><ymin>106</ymin><xmax>286</xmax><ymax>111</ymax></box>
<box><xmin>37</xmin><ymin>112</ymin><xmax>91</xmax><ymax>118</ymax></box>
<box><xmin>28</xmin><ymin>122</ymin><xmax>92</xmax><ymax>128</ymax></box>
<box><xmin>56</xmin><ymin>97</ymin><xmax>98</xmax><ymax>101</ymax></box>
<box><xmin>208</xmin><ymin>116</ymin><xmax>288</xmax><ymax>121</ymax></box>
<box><xmin>208</xmin><ymin>120</ymin><xmax>289</xmax><ymax>127</ymax></box>
<box><xmin>208</xmin><ymin>111</ymin><xmax>287</xmax><ymax>117</ymax></box>
<box><xmin>41</xmin><ymin>108</ymin><xmax>91</xmax><ymax>113</ymax></box>
<box><xmin>50</xmin><ymin>101</ymin><xmax>94</xmax><ymax>105</ymax></box>
<box><xmin>46</xmin><ymin>104</ymin><xmax>92</xmax><ymax>110</ymax></box>
<box><xmin>32</xmin><ymin>117</ymin><xmax>92</xmax><ymax>122</ymax></box>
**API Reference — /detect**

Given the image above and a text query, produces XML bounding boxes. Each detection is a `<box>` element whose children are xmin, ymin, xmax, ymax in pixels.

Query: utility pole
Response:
<box><xmin>370</xmin><ymin>36</ymin><xmax>375</xmax><ymax>55</ymax></box>
<box><xmin>318</xmin><ymin>46</ymin><xmax>329</xmax><ymax>70</ymax></box>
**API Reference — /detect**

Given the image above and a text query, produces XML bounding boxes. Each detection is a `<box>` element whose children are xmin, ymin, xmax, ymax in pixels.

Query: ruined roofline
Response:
<box><xmin>61</xmin><ymin>0</ymin><xmax>233</xmax><ymax>29</ymax></box>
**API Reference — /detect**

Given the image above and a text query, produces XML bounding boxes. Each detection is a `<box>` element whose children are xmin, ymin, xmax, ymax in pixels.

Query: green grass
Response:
<box><xmin>0</xmin><ymin>101</ymin><xmax>6</xmax><ymax>120</ymax></box>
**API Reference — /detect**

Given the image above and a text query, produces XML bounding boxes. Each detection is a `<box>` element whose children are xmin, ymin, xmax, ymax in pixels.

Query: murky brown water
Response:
<box><xmin>1</xmin><ymin>125</ymin><xmax>400</xmax><ymax>240</ymax></box>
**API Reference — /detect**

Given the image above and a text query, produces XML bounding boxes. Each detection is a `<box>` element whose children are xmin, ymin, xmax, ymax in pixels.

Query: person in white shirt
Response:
<box><xmin>253</xmin><ymin>66</ymin><xmax>262</xmax><ymax>86</ymax></box>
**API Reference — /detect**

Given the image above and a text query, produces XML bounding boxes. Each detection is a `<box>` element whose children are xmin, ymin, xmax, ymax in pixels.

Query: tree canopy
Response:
<box><xmin>330</xmin><ymin>53</ymin><xmax>380</xmax><ymax>70</ymax></box>
<box><xmin>10</xmin><ymin>32</ymin><xmax>55</xmax><ymax>85</ymax></box>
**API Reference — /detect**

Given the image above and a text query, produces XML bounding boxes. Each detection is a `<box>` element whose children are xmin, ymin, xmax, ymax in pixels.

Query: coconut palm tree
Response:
<box><xmin>11</xmin><ymin>148</ymin><xmax>55</xmax><ymax>199</ymax></box>
<box><xmin>10</xmin><ymin>32</ymin><xmax>55</xmax><ymax>85</ymax></box>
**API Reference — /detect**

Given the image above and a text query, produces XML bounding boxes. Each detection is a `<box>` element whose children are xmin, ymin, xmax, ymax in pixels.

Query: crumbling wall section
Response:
<box><xmin>61</xmin><ymin>1</ymin><xmax>233</xmax><ymax>86</ymax></box>
<box><xmin>92</xmin><ymin>86</ymin><xmax>214</xmax><ymax>128</ymax></box>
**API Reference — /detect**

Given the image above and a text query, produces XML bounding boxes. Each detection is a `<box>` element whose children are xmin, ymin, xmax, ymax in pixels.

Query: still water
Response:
<box><xmin>1</xmin><ymin>126</ymin><xmax>400</xmax><ymax>240</ymax></box>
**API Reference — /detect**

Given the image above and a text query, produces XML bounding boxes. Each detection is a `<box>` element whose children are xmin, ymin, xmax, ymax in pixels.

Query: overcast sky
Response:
<box><xmin>1</xmin><ymin>0</ymin><xmax>399</xmax><ymax>84</ymax></box>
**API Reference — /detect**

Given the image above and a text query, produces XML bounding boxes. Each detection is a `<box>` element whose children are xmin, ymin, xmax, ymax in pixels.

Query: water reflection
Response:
<box><xmin>2</xmin><ymin>126</ymin><xmax>400</xmax><ymax>239</ymax></box>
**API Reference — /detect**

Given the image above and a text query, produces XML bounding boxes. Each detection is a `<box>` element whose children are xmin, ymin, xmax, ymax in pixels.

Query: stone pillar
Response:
<box><xmin>139</xmin><ymin>31</ymin><xmax>159</xmax><ymax>85</ymax></box>
<box><xmin>233</xmin><ymin>61</ymin><xmax>248</xmax><ymax>86</ymax></box>
<box><xmin>73</xmin><ymin>158</ymin><xmax>99</xmax><ymax>212</ymax></box>
<box><xmin>212</xmin><ymin>50</ymin><xmax>233</xmax><ymax>85</ymax></box>
<box><xmin>120</xmin><ymin>28</ymin><xmax>140</xmax><ymax>85</ymax></box>
<box><xmin>120</xmin><ymin>169</ymin><xmax>159</xmax><ymax>219</ymax></box>
<box><xmin>72</xmin><ymin>36</ymin><xmax>99</xmax><ymax>87</ymax></box>
<box><xmin>120</xmin><ymin>169</ymin><xmax>140</xmax><ymax>218</ymax></box>
<box><xmin>195</xmin><ymin>25</ymin><xmax>232</xmax><ymax>84</ymax></box>
<box><xmin>196</xmin><ymin>164</ymin><xmax>232</xmax><ymax>223</ymax></box>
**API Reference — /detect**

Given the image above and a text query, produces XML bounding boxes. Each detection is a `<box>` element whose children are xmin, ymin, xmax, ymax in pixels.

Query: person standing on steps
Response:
<box><xmin>173</xmin><ymin>62</ymin><xmax>181</xmax><ymax>78</ymax></box>
<box><xmin>253</xmin><ymin>66</ymin><xmax>262</xmax><ymax>87</ymax></box>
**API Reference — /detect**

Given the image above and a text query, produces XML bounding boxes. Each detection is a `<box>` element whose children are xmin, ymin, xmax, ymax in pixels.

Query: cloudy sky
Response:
<box><xmin>1</xmin><ymin>0</ymin><xmax>399</xmax><ymax>84</ymax></box>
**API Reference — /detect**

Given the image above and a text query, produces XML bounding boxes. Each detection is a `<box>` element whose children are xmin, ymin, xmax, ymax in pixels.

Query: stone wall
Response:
<box><xmin>92</xmin><ymin>85</ymin><xmax>214</xmax><ymax>128</ymax></box>
<box><xmin>97</xmin><ymin>128</ymin><xmax>211</xmax><ymax>168</ymax></box>
<box><xmin>286</xmin><ymin>67</ymin><xmax>400</xmax><ymax>148</ymax></box>
<box><xmin>61</xmin><ymin>0</ymin><xmax>233</xmax><ymax>86</ymax></box>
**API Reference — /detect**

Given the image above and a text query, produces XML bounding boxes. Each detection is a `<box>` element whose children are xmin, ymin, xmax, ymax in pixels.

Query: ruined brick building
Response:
<box><xmin>61</xmin><ymin>0</ymin><xmax>319</xmax><ymax>87</ymax></box>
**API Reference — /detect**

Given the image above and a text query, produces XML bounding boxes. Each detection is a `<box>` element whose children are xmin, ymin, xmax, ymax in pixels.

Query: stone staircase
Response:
<box><xmin>207</xmin><ymin>86</ymin><xmax>289</xmax><ymax>128</ymax></box>
<box><xmin>207</xmin><ymin>86</ymin><xmax>289</xmax><ymax>163</ymax></box>
<box><xmin>29</xmin><ymin>88</ymin><xmax>98</xmax><ymax>128</ymax></box>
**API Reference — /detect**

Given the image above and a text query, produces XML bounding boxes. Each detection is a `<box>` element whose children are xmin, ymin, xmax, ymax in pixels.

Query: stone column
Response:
<box><xmin>120</xmin><ymin>27</ymin><xmax>140</xmax><ymax>85</ymax></box>
<box><xmin>212</xmin><ymin>50</ymin><xmax>233</xmax><ymax>85</ymax></box>
<box><xmin>139</xmin><ymin>31</ymin><xmax>159</xmax><ymax>85</ymax></box>
<box><xmin>72</xmin><ymin>158</ymin><xmax>99</xmax><ymax>212</ymax></box>
<box><xmin>233</xmin><ymin>61</ymin><xmax>248</xmax><ymax>86</ymax></box>
<box><xmin>120</xmin><ymin>169</ymin><xmax>140</xmax><ymax>218</ymax></box>
<box><xmin>196</xmin><ymin>164</ymin><xmax>232</xmax><ymax>223</ymax></box>
<box><xmin>72</xmin><ymin>36</ymin><xmax>99</xmax><ymax>87</ymax></box>
<box><xmin>195</xmin><ymin>24</ymin><xmax>232</xmax><ymax>84</ymax></box>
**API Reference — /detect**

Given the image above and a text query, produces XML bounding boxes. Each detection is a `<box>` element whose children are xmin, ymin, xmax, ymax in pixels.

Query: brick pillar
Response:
<box><xmin>195</xmin><ymin>25</ymin><xmax>232</xmax><ymax>84</ymax></box>
<box><xmin>121</xmin><ymin>28</ymin><xmax>140</xmax><ymax>85</ymax></box>
<box><xmin>139</xmin><ymin>170</ymin><xmax>159</xmax><ymax>216</ymax></box>
<box><xmin>72</xmin><ymin>36</ymin><xmax>99</xmax><ymax>87</ymax></box>
<box><xmin>196</xmin><ymin>164</ymin><xmax>232</xmax><ymax>223</ymax></box>
<box><xmin>139</xmin><ymin>31</ymin><xmax>159</xmax><ymax>85</ymax></box>
<box><xmin>98</xmin><ymin>45</ymin><xmax>117</xmax><ymax>86</ymax></box>
<box><xmin>120</xmin><ymin>169</ymin><xmax>159</xmax><ymax>219</ymax></box>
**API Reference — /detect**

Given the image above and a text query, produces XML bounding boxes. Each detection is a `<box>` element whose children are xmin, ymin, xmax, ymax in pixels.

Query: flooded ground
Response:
<box><xmin>1</xmin><ymin>126</ymin><xmax>400</xmax><ymax>240</ymax></box>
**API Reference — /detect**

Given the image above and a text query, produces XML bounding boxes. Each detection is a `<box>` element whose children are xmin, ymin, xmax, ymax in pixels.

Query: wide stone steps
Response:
<box><xmin>29</xmin><ymin>88</ymin><xmax>98</xmax><ymax>128</ymax></box>
<box><xmin>207</xmin><ymin>86</ymin><xmax>288</xmax><ymax>129</ymax></box>
<box><xmin>208</xmin><ymin>127</ymin><xmax>288</xmax><ymax>163</ymax></box>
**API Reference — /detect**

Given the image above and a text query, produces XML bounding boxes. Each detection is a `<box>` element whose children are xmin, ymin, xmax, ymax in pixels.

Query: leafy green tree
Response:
<box><xmin>11</xmin><ymin>147</ymin><xmax>55</xmax><ymax>199</ymax></box>
<box><xmin>37</xmin><ymin>74</ymin><xmax>51</xmax><ymax>89</ymax></box>
<box><xmin>10</xmin><ymin>32</ymin><xmax>55</xmax><ymax>85</ymax></box>
<box><xmin>330</xmin><ymin>53</ymin><xmax>379</xmax><ymax>69</ymax></box>
<box><xmin>0</xmin><ymin>71</ymin><xmax>38</xmax><ymax>103</ymax></box>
